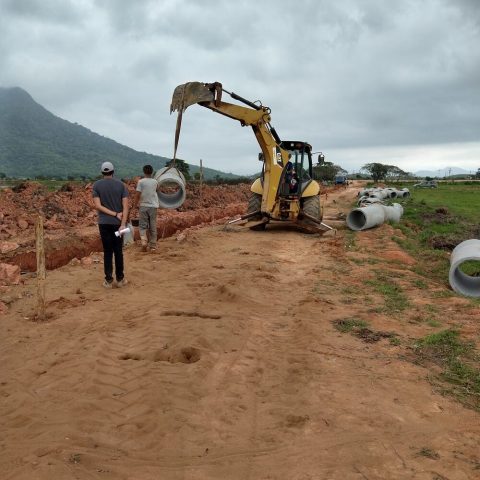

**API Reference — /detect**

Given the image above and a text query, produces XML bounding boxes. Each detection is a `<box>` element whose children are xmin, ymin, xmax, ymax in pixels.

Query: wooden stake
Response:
<box><xmin>199</xmin><ymin>158</ymin><xmax>204</xmax><ymax>204</ymax></box>
<box><xmin>35</xmin><ymin>215</ymin><xmax>46</xmax><ymax>321</ymax></box>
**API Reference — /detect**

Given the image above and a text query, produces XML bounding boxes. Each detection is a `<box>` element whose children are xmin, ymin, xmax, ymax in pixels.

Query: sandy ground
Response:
<box><xmin>1</xmin><ymin>185</ymin><xmax>479</xmax><ymax>479</ymax></box>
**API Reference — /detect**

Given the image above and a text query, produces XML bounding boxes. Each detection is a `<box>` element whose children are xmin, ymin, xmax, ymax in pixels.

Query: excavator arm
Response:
<box><xmin>170</xmin><ymin>82</ymin><xmax>289</xmax><ymax>213</ymax></box>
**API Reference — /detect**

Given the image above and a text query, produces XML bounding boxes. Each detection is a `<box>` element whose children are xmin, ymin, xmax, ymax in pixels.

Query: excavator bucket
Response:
<box><xmin>170</xmin><ymin>82</ymin><xmax>216</xmax><ymax>113</ymax></box>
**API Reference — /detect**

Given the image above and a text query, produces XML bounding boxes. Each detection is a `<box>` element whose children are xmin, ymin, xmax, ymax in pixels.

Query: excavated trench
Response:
<box><xmin>2</xmin><ymin>203</ymin><xmax>246</xmax><ymax>272</ymax></box>
<box><xmin>0</xmin><ymin>180</ymin><xmax>252</xmax><ymax>273</ymax></box>
<box><xmin>0</xmin><ymin>181</ymin><xmax>338</xmax><ymax>274</ymax></box>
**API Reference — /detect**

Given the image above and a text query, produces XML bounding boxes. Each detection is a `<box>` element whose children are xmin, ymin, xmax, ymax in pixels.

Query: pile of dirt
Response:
<box><xmin>0</xmin><ymin>181</ymin><xmax>251</xmax><ymax>240</ymax></box>
<box><xmin>0</xmin><ymin>182</ymin><xmax>95</xmax><ymax>240</ymax></box>
<box><xmin>0</xmin><ymin>179</ymin><xmax>338</xmax><ymax>274</ymax></box>
<box><xmin>0</xmin><ymin>180</ymin><xmax>252</xmax><ymax>272</ymax></box>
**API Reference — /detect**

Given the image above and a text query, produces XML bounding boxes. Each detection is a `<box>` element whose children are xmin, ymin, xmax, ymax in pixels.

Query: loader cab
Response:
<box><xmin>279</xmin><ymin>141</ymin><xmax>313</xmax><ymax>196</ymax></box>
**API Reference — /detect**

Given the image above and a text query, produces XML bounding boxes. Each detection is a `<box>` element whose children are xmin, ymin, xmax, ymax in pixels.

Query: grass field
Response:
<box><xmin>391</xmin><ymin>182</ymin><xmax>480</xmax><ymax>284</ymax></box>
<box><xmin>374</xmin><ymin>182</ymin><xmax>480</xmax><ymax>409</ymax></box>
<box><xmin>404</xmin><ymin>183</ymin><xmax>479</xmax><ymax>222</ymax></box>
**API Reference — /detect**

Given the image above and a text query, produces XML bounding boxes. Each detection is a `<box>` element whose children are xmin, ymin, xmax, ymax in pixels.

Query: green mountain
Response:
<box><xmin>0</xmin><ymin>87</ymin><xmax>239</xmax><ymax>180</ymax></box>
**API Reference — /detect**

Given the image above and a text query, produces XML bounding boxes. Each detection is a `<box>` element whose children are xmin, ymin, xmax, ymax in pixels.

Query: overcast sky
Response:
<box><xmin>1</xmin><ymin>0</ymin><xmax>479</xmax><ymax>175</ymax></box>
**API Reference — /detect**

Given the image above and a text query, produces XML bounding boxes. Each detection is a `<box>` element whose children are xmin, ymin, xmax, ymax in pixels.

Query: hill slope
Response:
<box><xmin>0</xmin><ymin>87</ymin><xmax>238</xmax><ymax>180</ymax></box>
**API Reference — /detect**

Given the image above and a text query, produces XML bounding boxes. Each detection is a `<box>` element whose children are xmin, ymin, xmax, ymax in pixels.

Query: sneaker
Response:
<box><xmin>149</xmin><ymin>246</ymin><xmax>157</xmax><ymax>252</ymax></box>
<box><xmin>103</xmin><ymin>280</ymin><xmax>113</xmax><ymax>289</ymax></box>
<box><xmin>116</xmin><ymin>278</ymin><xmax>128</xmax><ymax>288</ymax></box>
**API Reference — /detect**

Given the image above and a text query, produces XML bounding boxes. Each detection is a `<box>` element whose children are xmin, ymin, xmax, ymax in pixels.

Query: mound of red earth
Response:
<box><xmin>0</xmin><ymin>181</ymin><xmax>251</xmax><ymax>275</ymax></box>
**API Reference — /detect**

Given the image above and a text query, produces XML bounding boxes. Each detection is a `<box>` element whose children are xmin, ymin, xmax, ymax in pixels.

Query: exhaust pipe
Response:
<box><xmin>449</xmin><ymin>239</ymin><xmax>480</xmax><ymax>298</ymax></box>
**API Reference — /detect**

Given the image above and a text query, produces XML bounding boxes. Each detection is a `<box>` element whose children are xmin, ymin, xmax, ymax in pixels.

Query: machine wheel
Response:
<box><xmin>247</xmin><ymin>193</ymin><xmax>262</xmax><ymax>220</ymax></box>
<box><xmin>301</xmin><ymin>195</ymin><xmax>322</xmax><ymax>225</ymax></box>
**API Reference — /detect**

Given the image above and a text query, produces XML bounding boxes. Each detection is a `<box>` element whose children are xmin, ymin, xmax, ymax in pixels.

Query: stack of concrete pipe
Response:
<box><xmin>154</xmin><ymin>166</ymin><xmax>187</xmax><ymax>209</ymax></box>
<box><xmin>356</xmin><ymin>197</ymin><xmax>383</xmax><ymax>207</ymax></box>
<box><xmin>449</xmin><ymin>239</ymin><xmax>480</xmax><ymax>298</ymax></box>
<box><xmin>347</xmin><ymin>203</ymin><xmax>404</xmax><ymax>231</ymax></box>
<box><xmin>357</xmin><ymin>187</ymin><xmax>410</xmax><ymax>206</ymax></box>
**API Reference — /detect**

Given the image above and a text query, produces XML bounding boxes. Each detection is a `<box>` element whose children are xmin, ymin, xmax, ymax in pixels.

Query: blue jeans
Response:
<box><xmin>99</xmin><ymin>224</ymin><xmax>124</xmax><ymax>282</ymax></box>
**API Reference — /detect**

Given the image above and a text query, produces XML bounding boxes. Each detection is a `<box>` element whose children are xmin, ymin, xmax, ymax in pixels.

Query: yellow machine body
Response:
<box><xmin>170</xmin><ymin>81</ymin><xmax>323</xmax><ymax>227</ymax></box>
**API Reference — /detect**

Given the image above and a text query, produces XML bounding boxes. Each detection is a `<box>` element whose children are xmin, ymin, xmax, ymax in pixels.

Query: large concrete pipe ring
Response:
<box><xmin>154</xmin><ymin>166</ymin><xmax>187</xmax><ymax>209</ymax></box>
<box><xmin>358</xmin><ymin>188</ymin><xmax>377</xmax><ymax>197</ymax></box>
<box><xmin>358</xmin><ymin>197</ymin><xmax>382</xmax><ymax>207</ymax></box>
<box><xmin>347</xmin><ymin>203</ymin><xmax>403</xmax><ymax>231</ymax></box>
<box><xmin>358</xmin><ymin>187</ymin><xmax>409</xmax><ymax>200</ymax></box>
<box><xmin>393</xmin><ymin>188</ymin><xmax>410</xmax><ymax>198</ymax></box>
<box><xmin>347</xmin><ymin>204</ymin><xmax>386</xmax><ymax>231</ymax></box>
<box><xmin>449</xmin><ymin>239</ymin><xmax>480</xmax><ymax>298</ymax></box>
<box><xmin>385</xmin><ymin>203</ymin><xmax>403</xmax><ymax>222</ymax></box>
<box><xmin>387</xmin><ymin>189</ymin><xmax>398</xmax><ymax>198</ymax></box>
<box><xmin>357</xmin><ymin>195</ymin><xmax>369</xmax><ymax>206</ymax></box>
<box><xmin>377</xmin><ymin>190</ymin><xmax>391</xmax><ymax>199</ymax></box>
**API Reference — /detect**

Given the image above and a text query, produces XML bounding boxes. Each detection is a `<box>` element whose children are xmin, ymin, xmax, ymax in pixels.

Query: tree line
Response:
<box><xmin>2</xmin><ymin>162</ymin><xmax>479</xmax><ymax>184</ymax></box>
<box><xmin>313</xmin><ymin>161</ymin><xmax>480</xmax><ymax>182</ymax></box>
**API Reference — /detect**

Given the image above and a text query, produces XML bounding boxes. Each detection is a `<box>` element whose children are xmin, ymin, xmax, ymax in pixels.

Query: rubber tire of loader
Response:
<box><xmin>301</xmin><ymin>195</ymin><xmax>322</xmax><ymax>225</ymax></box>
<box><xmin>247</xmin><ymin>193</ymin><xmax>262</xmax><ymax>220</ymax></box>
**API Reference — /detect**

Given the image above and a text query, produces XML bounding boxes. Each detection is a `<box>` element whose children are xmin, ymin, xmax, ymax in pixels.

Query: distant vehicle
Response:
<box><xmin>414</xmin><ymin>180</ymin><xmax>437</xmax><ymax>188</ymax></box>
<box><xmin>334</xmin><ymin>174</ymin><xmax>347</xmax><ymax>185</ymax></box>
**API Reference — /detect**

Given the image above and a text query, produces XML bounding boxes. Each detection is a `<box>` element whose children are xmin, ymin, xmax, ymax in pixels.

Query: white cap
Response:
<box><xmin>101</xmin><ymin>161</ymin><xmax>114</xmax><ymax>173</ymax></box>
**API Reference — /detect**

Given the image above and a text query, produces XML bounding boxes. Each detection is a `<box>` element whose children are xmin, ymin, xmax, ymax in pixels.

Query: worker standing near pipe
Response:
<box><xmin>92</xmin><ymin>161</ymin><xmax>129</xmax><ymax>288</ymax></box>
<box><xmin>133</xmin><ymin>165</ymin><xmax>160</xmax><ymax>252</ymax></box>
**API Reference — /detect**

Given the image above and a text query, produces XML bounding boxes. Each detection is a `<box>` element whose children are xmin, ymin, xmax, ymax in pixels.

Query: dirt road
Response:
<box><xmin>1</xmin><ymin>185</ymin><xmax>479</xmax><ymax>479</ymax></box>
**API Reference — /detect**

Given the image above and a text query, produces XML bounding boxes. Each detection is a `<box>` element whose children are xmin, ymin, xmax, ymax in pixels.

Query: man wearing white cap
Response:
<box><xmin>92</xmin><ymin>161</ymin><xmax>129</xmax><ymax>288</ymax></box>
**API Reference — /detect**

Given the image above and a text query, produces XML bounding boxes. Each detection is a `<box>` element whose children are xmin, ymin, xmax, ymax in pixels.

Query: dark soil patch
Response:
<box><xmin>353</xmin><ymin>328</ymin><xmax>396</xmax><ymax>343</ymax></box>
<box><xmin>429</xmin><ymin>226</ymin><xmax>480</xmax><ymax>251</ymax></box>
<box><xmin>153</xmin><ymin>347</ymin><xmax>201</xmax><ymax>364</ymax></box>
<box><xmin>429</xmin><ymin>234</ymin><xmax>466</xmax><ymax>251</ymax></box>
<box><xmin>421</xmin><ymin>208</ymin><xmax>455</xmax><ymax>225</ymax></box>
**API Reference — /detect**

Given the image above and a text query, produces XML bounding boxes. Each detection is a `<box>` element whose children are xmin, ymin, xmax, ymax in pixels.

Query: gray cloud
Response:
<box><xmin>1</xmin><ymin>0</ymin><xmax>83</xmax><ymax>24</ymax></box>
<box><xmin>0</xmin><ymin>0</ymin><xmax>479</xmax><ymax>174</ymax></box>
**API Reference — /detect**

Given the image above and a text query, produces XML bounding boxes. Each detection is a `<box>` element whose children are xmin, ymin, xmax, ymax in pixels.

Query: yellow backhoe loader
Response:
<box><xmin>170</xmin><ymin>81</ymin><xmax>330</xmax><ymax>232</ymax></box>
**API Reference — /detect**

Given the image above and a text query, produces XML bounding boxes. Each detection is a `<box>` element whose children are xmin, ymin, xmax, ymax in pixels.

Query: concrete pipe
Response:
<box><xmin>347</xmin><ymin>203</ymin><xmax>403</xmax><ymax>231</ymax></box>
<box><xmin>358</xmin><ymin>188</ymin><xmax>378</xmax><ymax>197</ymax></box>
<box><xmin>357</xmin><ymin>195</ymin><xmax>368</xmax><ymax>206</ymax></box>
<box><xmin>385</xmin><ymin>203</ymin><xmax>404</xmax><ymax>222</ymax></box>
<box><xmin>393</xmin><ymin>188</ymin><xmax>410</xmax><ymax>199</ymax></box>
<box><xmin>379</xmin><ymin>189</ymin><xmax>392</xmax><ymax>199</ymax></box>
<box><xmin>381</xmin><ymin>188</ymin><xmax>401</xmax><ymax>199</ymax></box>
<box><xmin>369</xmin><ymin>192</ymin><xmax>388</xmax><ymax>200</ymax></box>
<box><xmin>386</xmin><ymin>189</ymin><xmax>397</xmax><ymax>198</ymax></box>
<box><xmin>154</xmin><ymin>166</ymin><xmax>187</xmax><ymax>209</ymax></box>
<box><xmin>358</xmin><ymin>196</ymin><xmax>382</xmax><ymax>207</ymax></box>
<box><xmin>449</xmin><ymin>239</ymin><xmax>480</xmax><ymax>298</ymax></box>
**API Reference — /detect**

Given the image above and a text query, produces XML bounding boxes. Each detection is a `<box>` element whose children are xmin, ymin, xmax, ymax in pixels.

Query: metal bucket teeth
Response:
<box><xmin>170</xmin><ymin>82</ymin><xmax>215</xmax><ymax>113</ymax></box>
